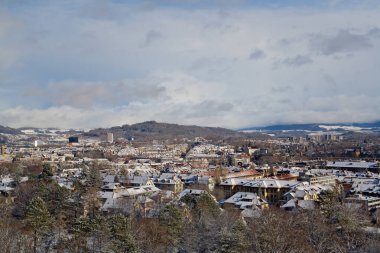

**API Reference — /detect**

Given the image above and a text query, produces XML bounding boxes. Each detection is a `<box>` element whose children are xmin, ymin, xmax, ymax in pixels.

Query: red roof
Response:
<box><xmin>224</xmin><ymin>170</ymin><xmax>262</xmax><ymax>179</ymax></box>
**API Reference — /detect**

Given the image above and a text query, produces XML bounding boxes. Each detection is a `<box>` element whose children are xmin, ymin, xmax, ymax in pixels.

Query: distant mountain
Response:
<box><xmin>0</xmin><ymin>125</ymin><xmax>22</xmax><ymax>135</ymax></box>
<box><xmin>86</xmin><ymin>121</ymin><xmax>246</xmax><ymax>140</ymax></box>
<box><xmin>18</xmin><ymin>127</ymin><xmax>84</xmax><ymax>135</ymax></box>
<box><xmin>351</xmin><ymin>121</ymin><xmax>380</xmax><ymax>128</ymax></box>
<box><xmin>240</xmin><ymin>121</ymin><xmax>380</xmax><ymax>132</ymax></box>
<box><xmin>242</xmin><ymin>124</ymin><xmax>324</xmax><ymax>132</ymax></box>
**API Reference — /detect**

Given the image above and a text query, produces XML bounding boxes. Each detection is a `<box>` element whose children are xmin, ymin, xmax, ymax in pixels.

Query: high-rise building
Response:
<box><xmin>34</xmin><ymin>140</ymin><xmax>44</xmax><ymax>147</ymax></box>
<box><xmin>1</xmin><ymin>145</ymin><xmax>6</xmax><ymax>156</ymax></box>
<box><xmin>107</xmin><ymin>133</ymin><xmax>114</xmax><ymax>143</ymax></box>
<box><xmin>68</xmin><ymin>136</ymin><xmax>79</xmax><ymax>143</ymax></box>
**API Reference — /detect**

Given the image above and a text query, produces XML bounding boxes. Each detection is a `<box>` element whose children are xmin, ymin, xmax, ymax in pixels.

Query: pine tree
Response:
<box><xmin>218</xmin><ymin>227</ymin><xmax>234</xmax><ymax>253</ymax></box>
<box><xmin>39</xmin><ymin>163</ymin><xmax>53</xmax><ymax>180</ymax></box>
<box><xmin>25</xmin><ymin>196</ymin><xmax>53</xmax><ymax>253</ymax></box>
<box><xmin>216</xmin><ymin>220</ymin><xmax>249</xmax><ymax>253</ymax></box>
<box><xmin>196</xmin><ymin>192</ymin><xmax>220</xmax><ymax>218</ymax></box>
<box><xmin>159</xmin><ymin>204</ymin><xmax>184</xmax><ymax>248</ymax></box>
<box><xmin>87</xmin><ymin>165</ymin><xmax>102</xmax><ymax>189</ymax></box>
<box><xmin>108</xmin><ymin>215</ymin><xmax>140</xmax><ymax>253</ymax></box>
<box><xmin>231</xmin><ymin>219</ymin><xmax>249</xmax><ymax>252</ymax></box>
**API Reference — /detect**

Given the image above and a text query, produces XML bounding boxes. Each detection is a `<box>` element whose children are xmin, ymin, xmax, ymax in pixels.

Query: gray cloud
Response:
<box><xmin>187</xmin><ymin>100</ymin><xmax>234</xmax><ymax>118</ymax></box>
<box><xmin>278</xmin><ymin>55</ymin><xmax>313</xmax><ymax>67</ymax></box>
<box><xmin>270</xmin><ymin>85</ymin><xmax>293</xmax><ymax>94</ymax></box>
<box><xmin>249</xmin><ymin>49</ymin><xmax>265</xmax><ymax>60</ymax></box>
<box><xmin>310</xmin><ymin>29</ymin><xmax>373</xmax><ymax>56</ymax></box>
<box><xmin>144</xmin><ymin>30</ymin><xmax>162</xmax><ymax>46</ymax></box>
<box><xmin>144</xmin><ymin>0</ymin><xmax>248</xmax><ymax>8</ymax></box>
<box><xmin>23</xmin><ymin>80</ymin><xmax>166</xmax><ymax>108</ymax></box>
<box><xmin>367</xmin><ymin>27</ymin><xmax>380</xmax><ymax>38</ymax></box>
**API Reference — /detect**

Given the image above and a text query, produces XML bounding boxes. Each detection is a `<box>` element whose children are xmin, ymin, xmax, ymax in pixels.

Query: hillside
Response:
<box><xmin>243</xmin><ymin>123</ymin><xmax>323</xmax><ymax>132</ymax></box>
<box><xmin>240</xmin><ymin>121</ymin><xmax>380</xmax><ymax>132</ymax></box>
<box><xmin>0</xmin><ymin>125</ymin><xmax>22</xmax><ymax>135</ymax></box>
<box><xmin>86</xmin><ymin>121</ymin><xmax>246</xmax><ymax>140</ymax></box>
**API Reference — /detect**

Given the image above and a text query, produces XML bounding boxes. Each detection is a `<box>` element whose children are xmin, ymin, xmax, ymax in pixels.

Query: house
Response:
<box><xmin>152</xmin><ymin>174</ymin><xmax>184</xmax><ymax>193</ymax></box>
<box><xmin>98</xmin><ymin>185</ymin><xmax>161</xmax><ymax>216</ymax></box>
<box><xmin>178</xmin><ymin>174</ymin><xmax>198</xmax><ymax>185</ymax></box>
<box><xmin>178</xmin><ymin>189</ymin><xmax>209</xmax><ymax>199</ymax></box>
<box><xmin>280</xmin><ymin>199</ymin><xmax>316</xmax><ymax>212</ymax></box>
<box><xmin>102</xmin><ymin>174</ymin><xmax>117</xmax><ymax>185</ymax></box>
<box><xmin>223</xmin><ymin>192</ymin><xmax>268</xmax><ymax>210</ymax></box>
<box><xmin>126</xmin><ymin>176</ymin><xmax>155</xmax><ymax>188</ymax></box>
<box><xmin>281</xmin><ymin>183</ymin><xmax>332</xmax><ymax>211</ymax></box>
<box><xmin>0</xmin><ymin>175</ymin><xmax>28</xmax><ymax>195</ymax></box>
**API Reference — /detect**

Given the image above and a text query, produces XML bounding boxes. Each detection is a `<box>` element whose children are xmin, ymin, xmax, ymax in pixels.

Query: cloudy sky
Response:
<box><xmin>1</xmin><ymin>0</ymin><xmax>380</xmax><ymax>129</ymax></box>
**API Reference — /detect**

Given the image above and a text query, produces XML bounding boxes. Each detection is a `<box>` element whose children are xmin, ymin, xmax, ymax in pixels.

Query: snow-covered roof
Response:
<box><xmin>178</xmin><ymin>189</ymin><xmax>206</xmax><ymax>199</ymax></box>
<box><xmin>326</xmin><ymin>161</ymin><xmax>378</xmax><ymax>169</ymax></box>
<box><xmin>224</xmin><ymin>192</ymin><xmax>267</xmax><ymax>210</ymax></box>
<box><xmin>221</xmin><ymin>179</ymin><xmax>301</xmax><ymax>189</ymax></box>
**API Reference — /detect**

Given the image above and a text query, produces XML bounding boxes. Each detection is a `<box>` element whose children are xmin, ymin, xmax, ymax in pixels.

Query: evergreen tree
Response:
<box><xmin>218</xmin><ymin>227</ymin><xmax>235</xmax><ymax>253</ymax></box>
<box><xmin>230</xmin><ymin>219</ymin><xmax>249</xmax><ymax>252</ymax></box>
<box><xmin>39</xmin><ymin>163</ymin><xmax>53</xmax><ymax>180</ymax></box>
<box><xmin>87</xmin><ymin>165</ymin><xmax>102</xmax><ymax>189</ymax></box>
<box><xmin>108</xmin><ymin>215</ymin><xmax>139</xmax><ymax>253</ymax></box>
<box><xmin>159</xmin><ymin>204</ymin><xmax>184</xmax><ymax>248</ymax></box>
<box><xmin>210</xmin><ymin>218</ymin><xmax>250</xmax><ymax>253</ymax></box>
<box><xmin>25</xmin><ymin>196</ymin><xmax>53</xmax><ymax>253</ymax></box>
<box><xmin>196</xmin><ymin>192</ymin><xmax>221</xmax><ymax>219</ymax></box>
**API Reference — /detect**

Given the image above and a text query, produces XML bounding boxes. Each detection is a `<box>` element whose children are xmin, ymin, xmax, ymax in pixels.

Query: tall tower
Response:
<box><xmin>107</xmin><ymin>133</ymin><xmax>114</xmax><ymax>143</ymax></box>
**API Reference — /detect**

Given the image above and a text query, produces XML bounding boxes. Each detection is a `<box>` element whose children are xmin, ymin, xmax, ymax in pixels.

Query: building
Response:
<box><xmin>98</xmin><ymin>184</ymin><xmax>160</xmax><ymax>216</ymax></box>
<box><xmin>344</xmin><ymin>194</ymin><xmax>380</xmax><ymax>211</ymax></box>
<box><xmin>152</xmin><ymin>174</ymin><xmax>184</xmax><ymax>193</ymax></box>
<box><xmin>220</xmin><ymin>179</ymin><xmax>301</xmax><ymax>205</ymax></box>
<box><xmin>107</xmin><ymin>133</ymin><xmax>114</xmax><ymax>143</ymax></box>
<box><xmin>299</xmin><ymin>171</ymin><xmax>336</xmax><ymax>185</ymax></box>
<box><xmin>307</xmin><ymin>132</ymin><xmax>343</xmax><ymax>142</ymax></box>
<box><xmin>281</xmin><ymin>183</ymin><xmax>332</xmax><ymax>212</ymax></box>
<box><xmin>178</xmin><ymin>189</ymin><xmax>208</xmax><ymax>199</ymax></box>
<box><xmin>223</xmin><ymin>192</ymin><xmax>268</xmax><ymax>210</ymax></box>
<box><xmin>326</xmin><ymin>161</ymin><xmax>379</xmax><ymax>172</ymax></box>
<box><xmin>0</xmin><ymin>145</ymin><xmax>5</xmax><ymax>156</ymax></box>
<box><xmin>348</xmin><ymin>178</ymin><xmax>380</xmax><ymax>197</ymax></box>
<box><xmin>34</xmin><ymin>140</ymin><xmax>44</xmax><ymax>147</ymax></box>
<box><xmin>223</xmin><ymin>170</ymin><xmax>263</xmax><ymax>180</ymax></box>
<box><xmin>126</xmin><ymin>176</ymin><xmax>155</xmax><ymax>188</ymax></box>
<box><xmin>68</xmin><ymin>136</ymin><xmax>79</xmax><ymax>144</ymax></box>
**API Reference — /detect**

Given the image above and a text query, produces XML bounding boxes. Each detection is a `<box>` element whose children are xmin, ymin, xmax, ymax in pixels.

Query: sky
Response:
<box><xmin>1</xmin><ymin>0</ymin><xmax>380</xmax><ymax>129</ymax></box>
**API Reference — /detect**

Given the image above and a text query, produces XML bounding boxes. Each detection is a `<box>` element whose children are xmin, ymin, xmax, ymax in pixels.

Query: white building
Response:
<box><xmin>107</xmin><ymin>133</ymin><xmax>114</xmax><ymax>143</ymax></box>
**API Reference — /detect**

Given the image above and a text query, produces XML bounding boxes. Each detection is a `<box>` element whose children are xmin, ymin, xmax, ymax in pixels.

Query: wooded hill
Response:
<box><xmin>86</xmin><ymin>121</ymin><xmax>247</xmax><ymax>140</ymax></box>
<box><xmin>0</xmin><ymin>125</ymin><xmax>22</xmax><ymax>135</ymax></box>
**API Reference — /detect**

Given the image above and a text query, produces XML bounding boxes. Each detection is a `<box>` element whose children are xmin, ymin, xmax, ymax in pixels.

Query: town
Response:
<box><xmin>1</xmin><ymin>122</ymin><xmax>380</xmax><ymax>252</ymax></box>
<box><xmin>3</xmin><ymin>0</ymin><xmax>380</xmax><ymax>251</ymax></box>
